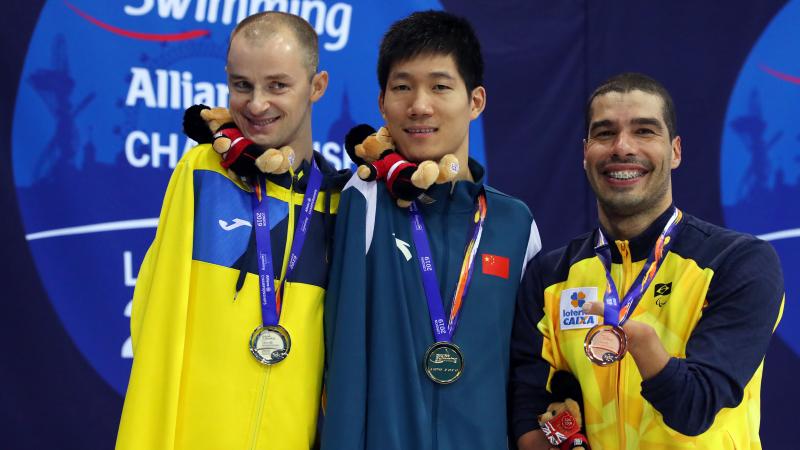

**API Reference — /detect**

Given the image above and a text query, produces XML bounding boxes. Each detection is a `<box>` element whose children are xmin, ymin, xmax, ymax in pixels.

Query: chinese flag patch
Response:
<box><xmin>482</xmin><ymin>254</ymin><xmax>509</xmax><ymax>279</ymax></box>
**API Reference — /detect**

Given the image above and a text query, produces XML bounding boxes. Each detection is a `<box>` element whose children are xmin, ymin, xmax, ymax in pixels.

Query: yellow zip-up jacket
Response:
<box><xmin>511</xmin><ymin>207</ymin><xmax>784</xmax><ymax>449</ymax></box>
<box><xmin>116</xmin><ymin>145</ymin><xmax>346</xmax><ymax>450</ymax></box>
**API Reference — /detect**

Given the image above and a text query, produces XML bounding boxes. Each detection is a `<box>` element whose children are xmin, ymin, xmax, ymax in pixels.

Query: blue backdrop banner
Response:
<box><xmin>1</xmin><ymin>1</ymin><xmax>796</xmax><ymax>449</ymax></box>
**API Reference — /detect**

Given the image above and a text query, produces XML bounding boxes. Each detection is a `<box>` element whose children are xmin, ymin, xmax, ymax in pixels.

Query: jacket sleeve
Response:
<box><xmin>509</xmin><ymin>254</ymin><xmax>555</xmax><ymax>442</ymax></box>
<box><xmin>321</xmin><ymin>182</ymin><xmax>370</xmax><ymax>450</ymax></box>
<box><xmin>641</xmin><ymin>237</ymin><xmax>785</xmax><ymax>436</ymax></box>
<box><xmin>116</xmin><ymin>156</ymin><xmax>196</xmax><ymax>450</ymax></box>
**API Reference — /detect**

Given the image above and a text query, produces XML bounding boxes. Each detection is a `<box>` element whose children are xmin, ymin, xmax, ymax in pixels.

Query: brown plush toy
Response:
<box><xmin>537</xmin><ymin>371</ymin><xmax>591</xmax><ymax>450</ymax></box>
<box><xmin>344</xmin><ymin>123</ymin><xmax>460</xmax><ymax>208</ymax></box>
<box><xmin>183</xmin><ymin>104</ymin><xmax>294</xmax><ymax>179</ymax></box>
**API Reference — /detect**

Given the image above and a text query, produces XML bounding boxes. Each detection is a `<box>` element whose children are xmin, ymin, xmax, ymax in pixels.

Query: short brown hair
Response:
<box><xmin>228</xmin><ymin>11</ymin><xmax>319</xmax><ymax>75</ymax></box>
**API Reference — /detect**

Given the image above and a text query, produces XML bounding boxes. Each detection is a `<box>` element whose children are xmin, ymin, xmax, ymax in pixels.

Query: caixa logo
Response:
<box><xmin>721</xmin><ymin>0</ymin><xmax>800</xmax><ymax>356</ymax></box>
<box><xmin>13</xmin><ymin>0</ymin><xmax>462</xmax><ymax>394</ymax></box>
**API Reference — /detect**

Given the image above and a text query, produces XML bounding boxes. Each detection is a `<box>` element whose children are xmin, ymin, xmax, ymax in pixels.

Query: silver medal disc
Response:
<box><xmin>249</xmin><ymin>325</ymin><xmax>291</xmax><ymax>365</ymax></box>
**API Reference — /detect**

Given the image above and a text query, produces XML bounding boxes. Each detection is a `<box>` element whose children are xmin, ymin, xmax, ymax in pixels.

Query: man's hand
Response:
<box><xmin>517</xmin><ymin>429</ymin><xmax>557</xmax><ymax>450</ymax></box>
<box><xmin>581</xmin><ymin>301</ymin><xmax>670</xmax><ymax>380</ymax></box>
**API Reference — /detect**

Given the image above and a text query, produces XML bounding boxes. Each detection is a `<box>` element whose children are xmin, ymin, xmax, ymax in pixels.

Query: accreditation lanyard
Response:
<box><xmin>595</xmin><ymin>207</ymin><xmax>682</xmax><ymax>327</ymax></box>
<box><xmin>250</xmin><ymin>159</ymin><xmax>322</xmax><ymax>327</ymax></box>
<box><xmin>408</xmin><ymin>192</ymin><xmax>487</xmax><ymax>343</ymax></box>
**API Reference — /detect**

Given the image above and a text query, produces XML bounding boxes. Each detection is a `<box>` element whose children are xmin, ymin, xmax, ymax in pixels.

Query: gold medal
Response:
<box><xmin>423</xmin><ymin>342</ymin><xmax>464</xmax><ymax>384</ymax></box>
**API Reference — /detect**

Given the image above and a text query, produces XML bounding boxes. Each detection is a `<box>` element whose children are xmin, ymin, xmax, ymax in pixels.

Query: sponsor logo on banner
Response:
<box><xmin>721</xmin><ymin>0</ymin><xmax>800</xmax><ymax>356</ymax></box>
<box><xmin>13</xmin><ymin>0</ymin><xmax>474</xmax><ymax>394</ymax></box>
<box><xmin>559</xmin><ymin>287</ymin><xmax>597</xmax><ymax>330</ymax></box>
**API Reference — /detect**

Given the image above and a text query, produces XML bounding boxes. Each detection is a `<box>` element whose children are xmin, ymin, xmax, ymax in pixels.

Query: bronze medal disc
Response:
<box><xmin>584</xmin><ymin>324</ymin><xmax>627</xmax><ymax>366</ymax></box>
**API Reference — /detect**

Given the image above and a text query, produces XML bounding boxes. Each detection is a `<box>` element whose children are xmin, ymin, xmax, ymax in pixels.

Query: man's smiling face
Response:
<box><xmin>379</xmin><ymin>53</ymin><xmax>485</xmax><ymax>163</ymax></box>
<box><xmin>226</xmin><ymin>29</ymin><xmax>325</xmax><ymax>151</ymax></box>
<box><xmin>584</xmin><ymin>89</ymin><xmax>682</xmax><ymax>219</ymax></box>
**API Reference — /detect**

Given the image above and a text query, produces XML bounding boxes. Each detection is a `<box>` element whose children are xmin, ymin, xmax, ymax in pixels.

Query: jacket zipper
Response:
<box><xmin>248</xmin><ymin>174</ymin><xmax>298</xmax><ymax>450</ymax></box>
<box><xmin>615</xmin><ymin>240</ymin><xmax>632</xmax><ymax>450</ymax></box>
<box><xmin>248</xmin><ymin>369</ymin><xmax>272</xmax><ymax>449</ymax></box>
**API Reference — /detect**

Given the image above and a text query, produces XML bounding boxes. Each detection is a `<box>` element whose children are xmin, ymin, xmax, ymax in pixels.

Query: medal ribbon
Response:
<box><xmin>595</xmin><ymin>207</ymin><xmax>682</xmax><ymax>327</ymax></box>
<box><xmin>408</xmin><ymin>193</ymin><xmax>487</xmax><ymax>343</ymax></box>
<box><xmin>251</xmin><ymin>158</ymin><xmax>322</xmax><ymax>327</ymax></box>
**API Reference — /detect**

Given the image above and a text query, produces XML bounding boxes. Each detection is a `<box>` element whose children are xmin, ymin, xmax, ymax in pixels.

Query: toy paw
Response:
<box><xmin>410</xmin><ymin>160</ymin><xmax>440</xmax><ymax>189</ymax></box>
<box><xmin>211</xmin><ymin>135</ymin><xmax>231</xmax><ymax>156</ymax></box>
<box><xmin>396</xmin><ymin>199</ymin><xmax>412</xmax><ymax>208</ymax></box>
<box><xmin>357</xmin><ymin>164</ymin><xmax>377</xmax><ymax>181</ymax></box>
<box><xmin>255</xmin><ymin>146</ymin><xmax>294</xmax><ymax>174</ymax></box>
<box><xmin>436</xmin><ymin>154</ymin><xmax>460</xmax><ymax>183</ymax></box>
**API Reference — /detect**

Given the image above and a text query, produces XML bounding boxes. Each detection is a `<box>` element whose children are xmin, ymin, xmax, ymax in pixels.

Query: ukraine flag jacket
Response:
<box><xmin>116</xmin><ymin>145</ymin><xmax>349</xmax><ymax>450</ymax></box>
<box><xmin>510</xmin><ymin>207</ymin><xmax>785</xmax><ymax>449</ymax></box>
<box><xmin>322</xmin><ymin>160</ymin><xmax>542</xmax><ymax>450</ymax></box>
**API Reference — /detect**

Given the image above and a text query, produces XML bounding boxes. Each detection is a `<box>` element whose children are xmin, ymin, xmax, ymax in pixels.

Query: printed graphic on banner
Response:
<box><xmin>11</xmin><ymin>0</ymin><xmax>488</xmax><ymax>394</ymax></box>
<box><xmin>721</xmin><ymin>0</ymin><xmax>800</xmax><ymax>356</ymax></box>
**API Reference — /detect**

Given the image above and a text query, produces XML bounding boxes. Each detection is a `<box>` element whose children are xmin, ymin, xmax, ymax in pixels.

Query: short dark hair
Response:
<box><xmin>586</xmin><ymin>72</ymin><xmax>677</xmax><ymax>140</ymax></box>
<box><xmin>377</xmin><ymin>11</ymin><xmax>484</xmax><ymax>93</ymax></box>
<box><xmin>229</xmin><ymin>11</ymin><xmax>319</xmax><ymax>75</ymax></box>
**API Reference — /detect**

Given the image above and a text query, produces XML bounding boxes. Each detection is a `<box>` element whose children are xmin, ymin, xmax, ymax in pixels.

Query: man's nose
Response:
<box><xmin>408</xmin><ymin>91</ymin><xmax>433</xmax><ymax>118</ymax></box>
<box><xmin>248</xmin><ymin>90</ymin><xmax>271</xmax><ymax>115</ymax></box>
<box><xmin>612</xmin><ymin>130</ymin><xmax>636</xmax><ymax>155</ymax></box>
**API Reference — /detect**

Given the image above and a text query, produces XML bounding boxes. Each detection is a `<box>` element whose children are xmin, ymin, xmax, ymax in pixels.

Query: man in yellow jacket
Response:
<box><xmin>116</xmin><ymin>11</ymin><xmax>349</xmax><ymax>450</ymax></box>
<box><xmin>511</xmin><ymin>73</ymin><xmax>784</xmax><ymax>449</ymax></box>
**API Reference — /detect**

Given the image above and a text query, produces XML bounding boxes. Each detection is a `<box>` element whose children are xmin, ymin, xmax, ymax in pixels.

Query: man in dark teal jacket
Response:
<box><xmin>322</xmin><ymin>11</ymin><xmax>541</xmax><ymax>450</ymax></box>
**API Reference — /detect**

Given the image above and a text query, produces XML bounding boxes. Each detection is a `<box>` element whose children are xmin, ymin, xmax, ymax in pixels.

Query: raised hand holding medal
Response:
<box><xmin>583</xmin><ymin>208</ymin><xmax>682</xmax><ymax>367</ymax></box>
<box><xmin>248</xmin><ymin>157</ymin><xmax>322</xmax><ymax>365</ymax></box>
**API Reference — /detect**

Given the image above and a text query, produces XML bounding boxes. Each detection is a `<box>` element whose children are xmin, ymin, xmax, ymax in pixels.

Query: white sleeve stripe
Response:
<box><xmin>521</xmin><ymin>218</ymin><xmax>542</xmax><ymax>281</ymax></box>
<box><xmin>343</xmin><ymin>175</ymin><xmax>377</xmax><ymax>255</ymax></box>
<box><xmin>386</xmin><ymin>159</ymin><xmax>405</xmax><ymax>181</ymax></box>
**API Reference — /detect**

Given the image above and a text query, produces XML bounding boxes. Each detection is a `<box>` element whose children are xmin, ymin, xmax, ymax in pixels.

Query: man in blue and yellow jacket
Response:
<box><xmin>511</xmin><ymin>73</ymin><xmax>784</xmax><ymax>450</ymax></box>
<box><xmin>116</xmin><ymin>12</ymin><xmax>349</xmax><ymax>450</ymax></box>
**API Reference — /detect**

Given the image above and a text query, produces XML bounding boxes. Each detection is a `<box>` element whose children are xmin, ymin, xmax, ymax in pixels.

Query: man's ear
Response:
<box><xmin>310</xmin><ymin>71</ymin><xmax>329</xmax><ymax>103</ymax></box>
<box><xmin>378</xmin><ymin>91</ymin><xmax>386</xmax><ymax>119</ymax></box>
<box><xmin>583</xmin><ymin>138</ymin><xmax>589</xmax><ymax>170</ymax></box>
<box><xmin>671</xmin><ymin>135</ymin><xmax>682</xmax><ymax>169</ymax></box>
<box><xmin>469</xmin><ymin>86</ymin><xmax>486</xmax><ymax>120</ymax></box>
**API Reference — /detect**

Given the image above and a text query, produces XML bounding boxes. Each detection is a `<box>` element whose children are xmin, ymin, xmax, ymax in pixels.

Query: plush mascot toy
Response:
<box><xmin>183</xmin><ymin>104</ymin><xmax>294</xmax><ymax>178</ymax></box>
<box><xmin>344</xmin><ymin>123</ymin><xmax>460</xmax><ymax>207</ymax></box>
<box><xmin>537</xmin><ymin>371</ymin><xmax>591</xmax><ymax>450</ymax></box>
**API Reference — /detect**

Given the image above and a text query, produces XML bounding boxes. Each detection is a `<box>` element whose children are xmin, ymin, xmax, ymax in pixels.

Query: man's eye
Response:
<box><xmin>433</xmin><ymin>84</ymin><xmax>451</xmax><ymax>91</ymax></box>
<box><xmin>391</xmin><ymin>84</ymin><xmax>410</xmax><ymax>91</ymax></box>
<box><xmin>593</xmin><ymin>130</ymin><xmax>615</xmax><ymax>139</ymax></box>
<box><xmin>233</xmin><ymin>81</ymin><xmax>251</xmax><ymax>91</ymax></box>
<box><xmin>636</xmin><ymin>128</ymin><xmax>656</xmax><ymax>135</ymax></box>
<box><xmin>270</xmin><ymin>82</ymin><xmax>288</xmax><ymax>90</ymax></box>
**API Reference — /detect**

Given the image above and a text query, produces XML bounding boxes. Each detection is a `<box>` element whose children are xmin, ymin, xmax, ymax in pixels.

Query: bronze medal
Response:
<box><xmin>584</xmin><ymin>324</ymin><xmax>627</xmax><ymax>366</ymax></box>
